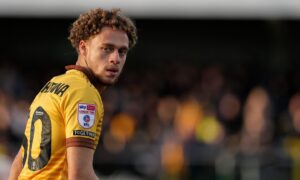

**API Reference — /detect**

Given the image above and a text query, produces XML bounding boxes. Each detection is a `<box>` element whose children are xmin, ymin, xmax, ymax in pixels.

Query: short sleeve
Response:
<box><xmin>61</xmin><ymin>86</ymin><xmax>103</xmax><ymax>150</ymax></box>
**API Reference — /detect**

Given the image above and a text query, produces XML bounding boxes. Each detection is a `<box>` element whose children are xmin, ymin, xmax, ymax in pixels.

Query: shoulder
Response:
<box><xmin>54</xmin><ymin>70</ymin><xmax>90</xmax><ymax>88</ymax></box>
<box><xmin>53</xmin><ymin>70</ymin><xmax>100</xmax><ymax>98</ymax></box>
<box><xmin>57</xmin><ymin>71</ymin><xmax>103</xmax><ymax>108</ymax></box>
<box><xmin>37</xmin><ymin>70</ymin><xmax>87</xmax><ymax>98</ymax></box>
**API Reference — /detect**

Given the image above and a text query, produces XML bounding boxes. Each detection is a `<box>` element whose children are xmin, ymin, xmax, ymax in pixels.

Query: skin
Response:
<box><xmin>67</xmin><ymin>147</ymin><xmax>99</xmax><ymax>180</ymax></box>
<box><xmin>8</xmin><ymin>149</ymin><xmax>22</xmax><ymax>180</ymax></box>
<box><xmin>68</xmin><ymin>26</ymin><xmax>129</xmax><ymax>180</ymax></box>
<box><xmin>8</xmin><ymin>26</ymin><xmax>130</xmax><ymax>180</ymax></box>
<box><xmin>77</xmin><ymin>26</ymin><xmax>129</xmax><ymax>89</ymax></box>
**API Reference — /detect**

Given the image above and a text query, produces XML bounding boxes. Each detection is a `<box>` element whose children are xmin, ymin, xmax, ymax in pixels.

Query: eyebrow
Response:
<box><xmin>102</xmin><ymin>43</ymin><xmax>129</xmax><ymax>50</ymax></box>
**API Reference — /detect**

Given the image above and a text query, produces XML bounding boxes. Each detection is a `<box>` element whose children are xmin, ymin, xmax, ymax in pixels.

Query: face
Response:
<box><xmin>79</xmin><ymin>27</ymin><xmax>129</xmax><ymax>85</ymax></box>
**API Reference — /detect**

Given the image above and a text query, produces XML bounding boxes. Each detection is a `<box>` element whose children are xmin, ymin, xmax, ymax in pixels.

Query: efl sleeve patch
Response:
<box><xmin>77</xmin><ymin>103</ymin><xmax>96</xmax><ymax>129</ymax></box>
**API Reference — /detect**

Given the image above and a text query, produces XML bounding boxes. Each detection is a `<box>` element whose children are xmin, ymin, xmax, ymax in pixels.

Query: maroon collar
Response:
<box><xmin>65</xmin><ymin>65</ymin><xmax>100</xmax><ymax>87</ymax></box>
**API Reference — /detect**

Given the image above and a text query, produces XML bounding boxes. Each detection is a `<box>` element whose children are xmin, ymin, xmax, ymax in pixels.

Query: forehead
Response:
<box><xmin>90</xmin><ymin>27</ymin><xmax>129</xmax><ymax>48</ymax></box>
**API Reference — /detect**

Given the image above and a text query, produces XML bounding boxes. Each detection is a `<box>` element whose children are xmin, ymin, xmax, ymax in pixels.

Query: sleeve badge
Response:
<box><xmin>77</xmin><ymin>103</ymin><xmax>96</xmax><ymax>129</ymax></box>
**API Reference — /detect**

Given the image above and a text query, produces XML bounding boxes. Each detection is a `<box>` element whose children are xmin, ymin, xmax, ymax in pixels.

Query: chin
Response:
<box><xmin>100</xmin><ymin>78</ymin><xmax>118</xmax><ymax>86</ymax></box>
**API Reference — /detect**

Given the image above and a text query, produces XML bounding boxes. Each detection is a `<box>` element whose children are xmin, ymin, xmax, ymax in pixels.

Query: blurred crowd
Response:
<box><xmin>0</xmin><ymin>60</ymin><xmax>300</xmax><ymax>180</ymax></box>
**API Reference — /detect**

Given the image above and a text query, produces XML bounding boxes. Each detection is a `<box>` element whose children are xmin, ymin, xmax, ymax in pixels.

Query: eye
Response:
<box><xmin>101</xmin><ymin>46</ymin><xmax>114</xmax><ymax>53</ymax></box>
<box><xmin>118</xmin><ymin>48</ymin><xmax>128</xmax><ymax>57</ymax></box>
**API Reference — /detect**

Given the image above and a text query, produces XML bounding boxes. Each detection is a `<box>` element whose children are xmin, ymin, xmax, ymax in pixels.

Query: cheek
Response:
<box><xmin>86</xmin><ymin>54</ymin><xmax>100</xmax><ymax>72</ymax></box>
<box><xmin>121</xmin><ymin>57</ymin><xmax>127</xmax><ymax>65</ymax></box>
<box><xmin>89</xmin><ymin>50</ymin><xmax>100</xmax><ymax>61</ymax></box>
<box><xmin>89</xmin><ymin>51</ymin><xmax>105</xmax><ymax>65</ymax></box>
<box><xmin>119</xmin><ymin>60</ymin><xmax>126</xmax><ymax>70</ymax></box>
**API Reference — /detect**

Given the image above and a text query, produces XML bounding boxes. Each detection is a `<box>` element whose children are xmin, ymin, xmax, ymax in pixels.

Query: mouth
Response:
<box><xmin>105</xmin><ymin>67</ymin><xmax>119</xmax><ymax>77</ymax></box>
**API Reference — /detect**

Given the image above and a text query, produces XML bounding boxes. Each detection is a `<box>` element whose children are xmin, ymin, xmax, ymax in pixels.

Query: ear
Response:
<box><xmin>78</xmin><ymin>40</ymin><xmax>88</xmax><ymax>57</ymax></box>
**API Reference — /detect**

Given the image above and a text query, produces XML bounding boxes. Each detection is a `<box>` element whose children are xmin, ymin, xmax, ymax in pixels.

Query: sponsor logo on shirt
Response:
<box><xmin>35</xmin><ymin>111</ymin><xmax>44</xmax><ymax>116</ymax></box>
<box><xmin>77</xmin><ymin>103</ymin><xmax>96</xmax><ymax>128</ymax></box>
<box><xmin>73</xmin><ymin>130</ymin><xmax>96</xmax><ymax>138</ymax></box>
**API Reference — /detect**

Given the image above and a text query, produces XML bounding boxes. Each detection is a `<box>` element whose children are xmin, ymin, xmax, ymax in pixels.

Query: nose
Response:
<box><xmin>109</xmin><ymin>50</ymin><xmax>121</xmax><ymax>65</ymax></box>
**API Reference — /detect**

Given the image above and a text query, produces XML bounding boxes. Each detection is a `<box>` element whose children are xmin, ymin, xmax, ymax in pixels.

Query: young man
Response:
<box><xmin>8</xmin><ymin>8</ymin><xmax>137</xmax><ymax>180</ymax></box>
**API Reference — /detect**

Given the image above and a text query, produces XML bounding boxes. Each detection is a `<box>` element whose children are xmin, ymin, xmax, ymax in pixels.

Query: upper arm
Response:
<box><xmin>62</xmin><ymin>86</ymin><xmax>104</xmax><ymax>150</ymax></box>
<box><xmin>67</xmin><ymin>147</ymin><xmax>98</xmax><ymax>180</ymax></box>
<box><xmin>8</xmin><ymin>148</ymin><xmax>23</xmax><ymax>180</ymax></box>
<box><xmin>63</xmin><ymin>86</ymin><xmax>103</xmax><ymax>180</ymax></box>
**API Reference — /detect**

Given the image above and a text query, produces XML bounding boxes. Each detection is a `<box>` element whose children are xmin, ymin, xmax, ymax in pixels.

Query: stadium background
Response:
<box><xmin>1</xmin><ymin>1</ymin><xmax>300</xmax><ymax>180</ymax></box>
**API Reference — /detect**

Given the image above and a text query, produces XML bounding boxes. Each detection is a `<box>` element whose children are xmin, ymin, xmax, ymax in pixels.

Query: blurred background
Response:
<box><xmin>1</xmin><ymin>0</ymin><xmax>300</xmax><ymax>180</ymax></box>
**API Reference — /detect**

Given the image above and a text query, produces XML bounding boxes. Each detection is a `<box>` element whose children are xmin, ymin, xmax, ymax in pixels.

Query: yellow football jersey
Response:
<box><xmin>18</xmin><ymin>67</ymin><xmax>104</xmax><ymax>180</ymax></box>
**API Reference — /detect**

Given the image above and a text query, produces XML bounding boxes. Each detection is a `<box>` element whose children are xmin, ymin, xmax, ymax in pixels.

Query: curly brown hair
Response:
<box><xmin>68</xmin><ymin>8</ymin><xmax>137</xmax><ymax>52</ymax></box>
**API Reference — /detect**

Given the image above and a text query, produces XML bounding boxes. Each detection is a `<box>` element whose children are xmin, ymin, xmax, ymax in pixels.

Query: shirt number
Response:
<box><xmin>22</xmin><ymin>106</ymin><xmax>52</xmax><ymax>171</ymax></box>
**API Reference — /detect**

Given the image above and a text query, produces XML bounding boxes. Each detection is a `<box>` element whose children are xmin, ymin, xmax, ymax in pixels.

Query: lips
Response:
<box><xmin>106</xmin><ymin>67</ymin><xmax>119</xmax><ymax>72</ymax></box>
<box><xmin>105</xmin><ymin>66</ymin><xmax>119</xmax><ymax>76</ymax></box>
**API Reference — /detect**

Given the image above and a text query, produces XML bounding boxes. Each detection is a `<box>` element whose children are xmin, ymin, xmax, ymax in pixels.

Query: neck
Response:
<box><xmin>65</xmin><ymin>63</ymin><xmax>105</xmax><ymax>93</ymax></box>
<box><xmin>75</xmin><ymin>56</ymin><xmax>87</xmax><ymax>68</ymax></box>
